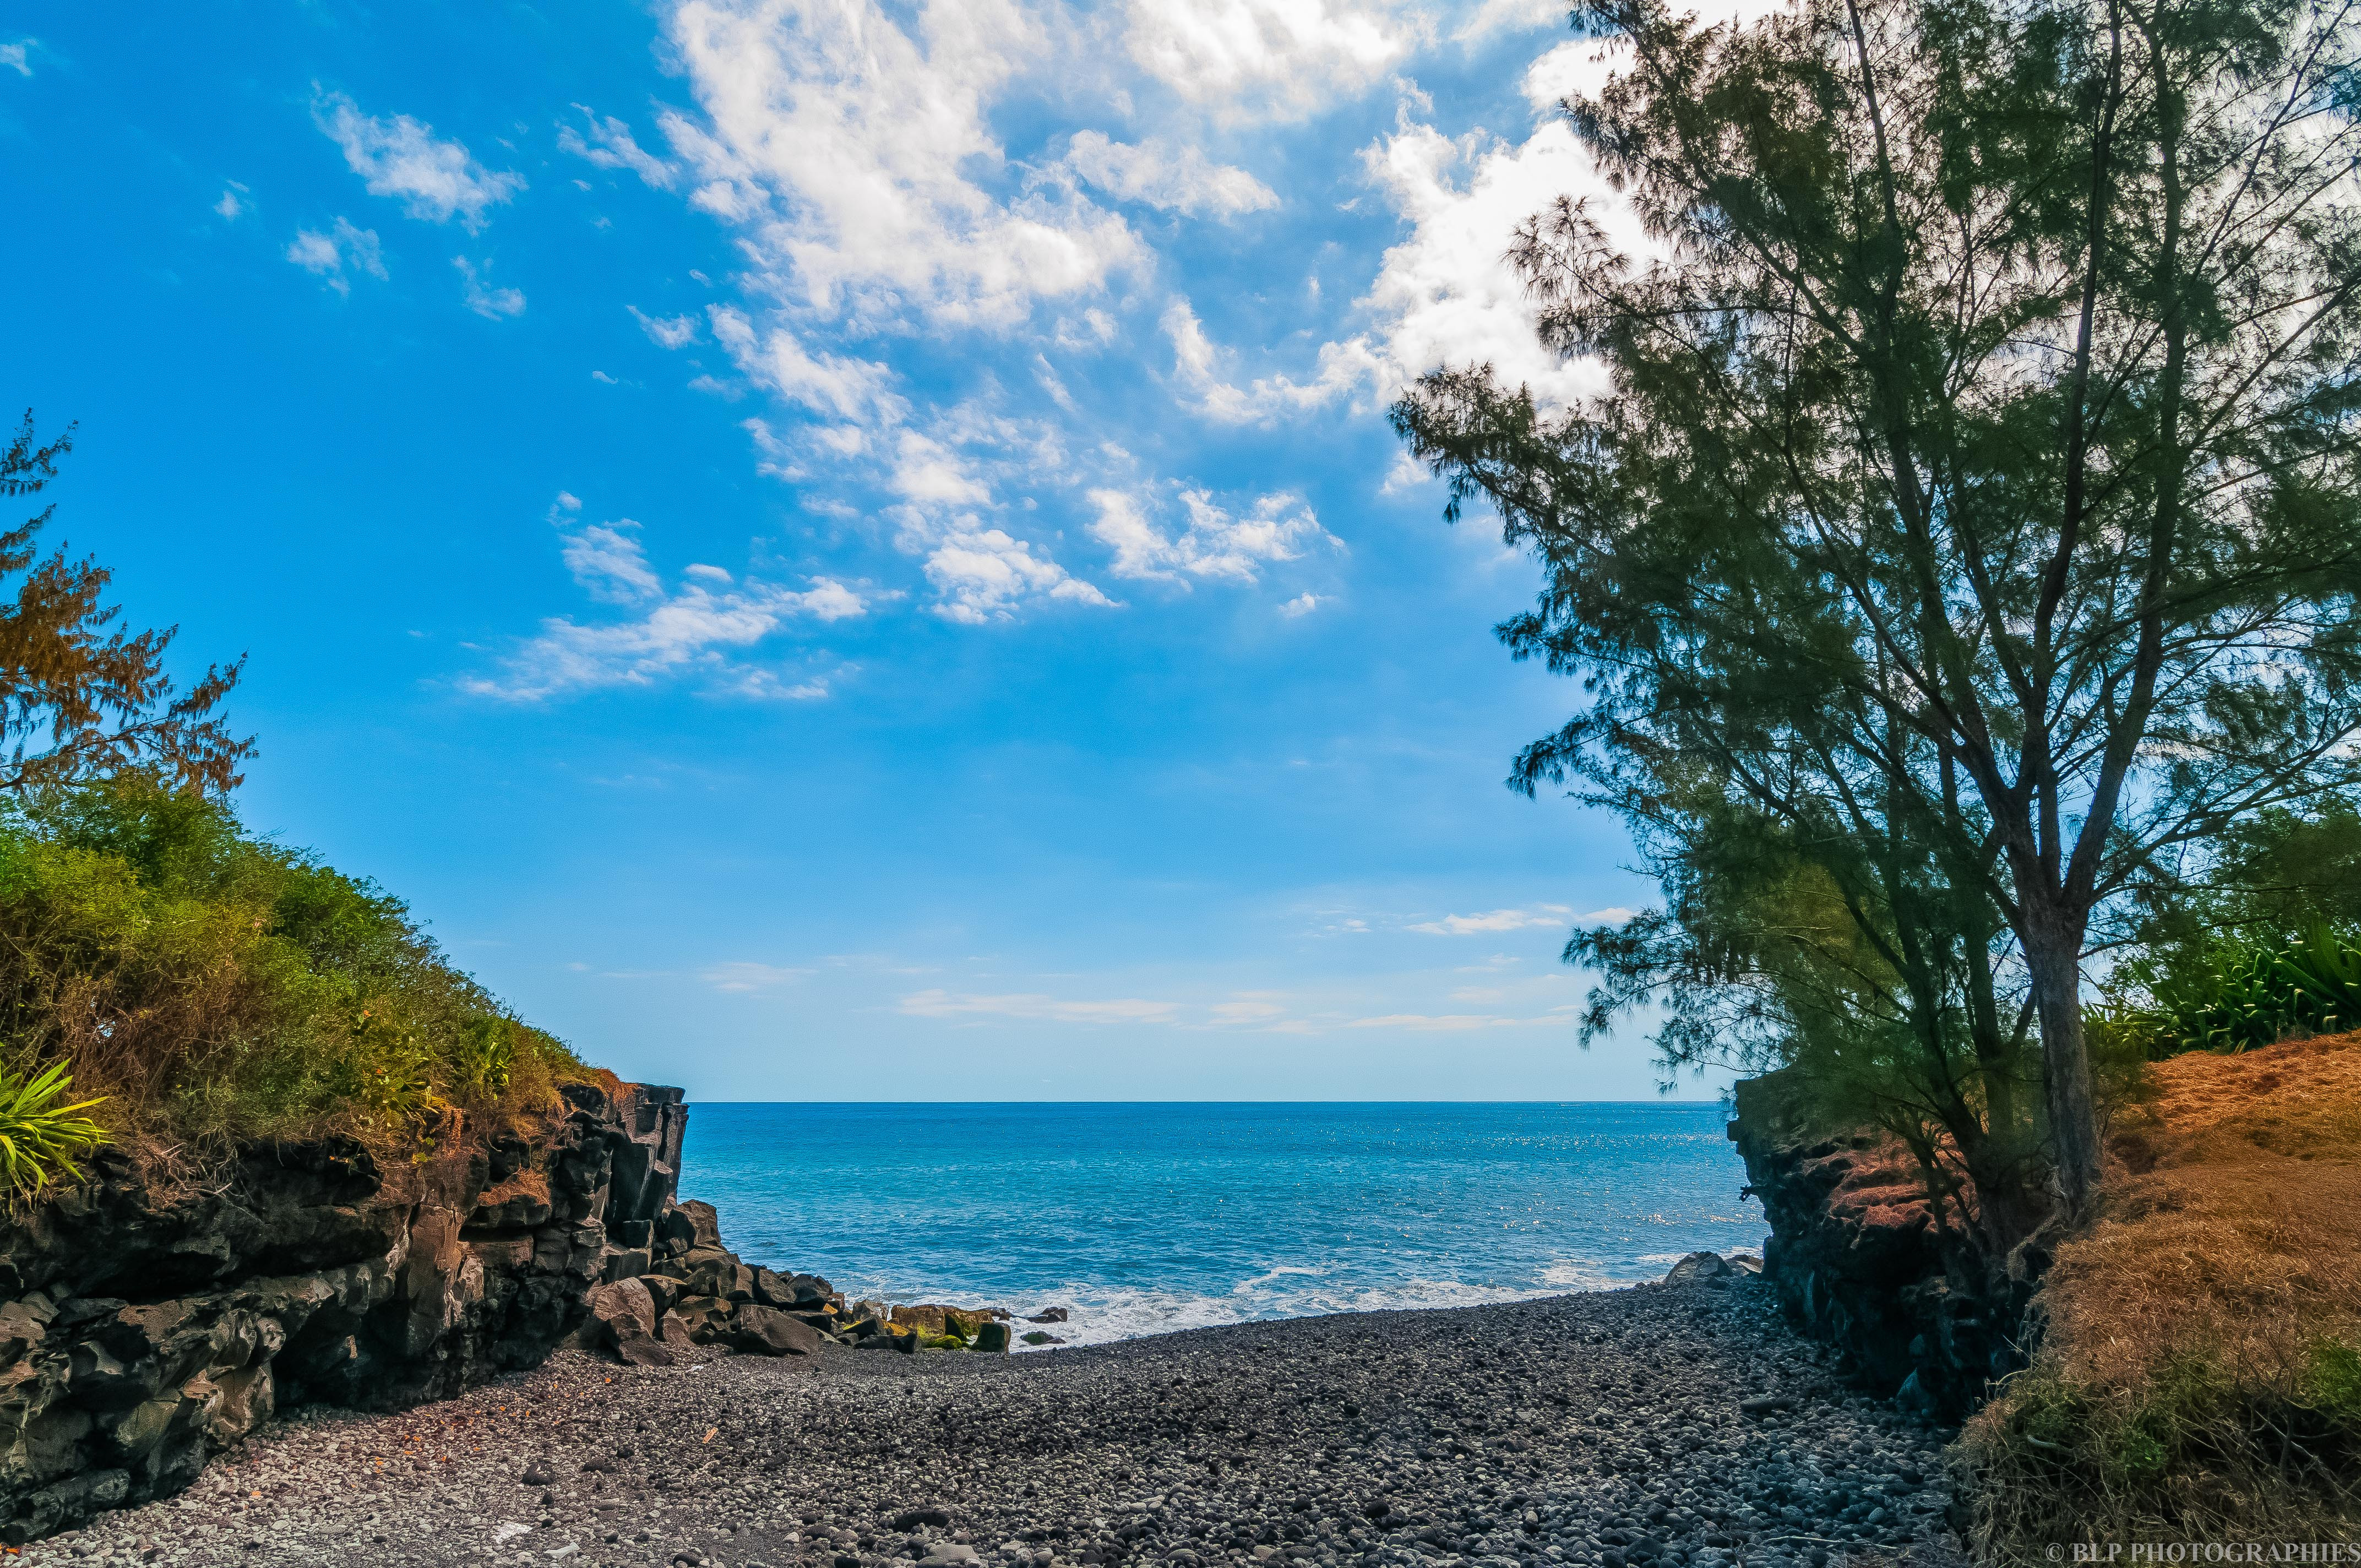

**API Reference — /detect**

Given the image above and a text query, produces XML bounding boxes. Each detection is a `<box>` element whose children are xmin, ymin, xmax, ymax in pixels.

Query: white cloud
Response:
<box><xmin>558</xmin><ymin>105</ymin><xmax>677</xmax><ymax>188</ymax></box>
<box><xmin>454</xmin><ymin>256</ymin><xmax>526</xmax><ymax>318</ymax></box>
<box><xmin>561</xmin><ymin>518</ymin><xmax>665</xmax><ymax>604</ymax></box>
<box><xmin>285</xmin><ymin>218</ymin><xmax>387</xmax><ymax>295</ymax></box>
<box><xmin>464</xmin><ymin>501</ymin><xmax>869</xmax><ymax>700</ymax></box>
<box><xmin>1064</xmin><ymin>132</ymin><xmax>1277</xmax><ymax>219</ymax></box>
<box><xmin>1406</xmin><ymin>903</ymin><xmax>1634</xmax><ymax>934</ymax></box>
<box><xmin>701</xmin><ymin>961</ymin><xmax>813</xmax><ymax>992</ymax></box>
<box><xmin>1087</xmin><ymin>486</ymin><xmax>1337</xmax><ymax>585</ymax></box>
<box><xmin>0</xmin><ymin>40</ymin><xmax>30</xmax><ymax>77</ymax></box>
<box><xmin>1452</xmin><ymin>0</ymin><xmax>1570</xmax><ymax>42</ymax></box>
<box><xmin>1161</xmin><ymin>298</ymin><xmax>1373</xmax><ymax>421</ymax></box>
<box><xmin>1124</xmin><ymin>0</ymin><xmax>1411</xmax><ymax>121</ymax></box>
<box><xmin>1341</xmin><ymin>1012</ymin><xmax>1549</xmax><ymax>1031</ymax></box>
<box><xmin>920</xmin><ymin>525</ymin><xmax>1115</xmax><ymax>624</ymax></box>
<box><xmin>1407</xmin><ymin>904</ymin><xmax>1571</xmax><ymax>935</ymax></box>
<box><xmin>1280</xmin><ymin>591</ymin><xmax>1322</xmax><ymax>616</ymax></box>
<box><xmin>630</xmin><ymin>306</ymin><xmax>700</xmax><ymax>348</ymax></box>
<box><xmin>901</xmin><ymin>989</ymin><xmax>1182</xmax><ymax>1026</ymax></box>
<box><xmin>314</xmin><ymin>90</ymin><xmax>525</xmax><ymax>230</ymax></box>
<box><xmin>709</xmin><ymin>304</ymin><xmax>902</xmax><ymax>423</ymax></box>
<box><xmin>215</xmin><ymin>184</ymin><xmax>247</xmax><ymax>221</ymax></box>
<box><xmin>661</xmin><ymin>0</ymin><xmax>1140</xmax><ymax>327</ymax></box>
<box><xmin>1345</xmin><ymin>69</ymin><xmax>1651</xmax><ymax>411</ymax></box>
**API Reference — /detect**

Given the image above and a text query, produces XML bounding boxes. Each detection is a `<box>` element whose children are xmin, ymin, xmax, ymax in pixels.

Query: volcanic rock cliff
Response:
<box><xmin>0</xmin><ymin>1080</ymin><xmax>689</xmax><ymax>1543</ymax></box>
<box><xmin>1727</xmin><ymin>1068</ymin><xmax>2030</xmax><ymax>1419</ymax></box>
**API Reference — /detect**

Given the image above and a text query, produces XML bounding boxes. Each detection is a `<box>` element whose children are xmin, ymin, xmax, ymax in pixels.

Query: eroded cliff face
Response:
<box><xmin>0</xmin><ymin>1080</ymin><xmax>687</xmax><ymax>1543</ymax></box>
<box><xmin>1728</xmin><ymin>1069</ymin><xmax>2030</xmax><ymax>1420</ymax></box>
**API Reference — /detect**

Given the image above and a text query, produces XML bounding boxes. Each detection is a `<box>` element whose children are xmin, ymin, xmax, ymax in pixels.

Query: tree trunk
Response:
<box><xmin>2024</xmin><ymin>913</ymin><xmax>2103</xmax><ymax>1216</ymax></box>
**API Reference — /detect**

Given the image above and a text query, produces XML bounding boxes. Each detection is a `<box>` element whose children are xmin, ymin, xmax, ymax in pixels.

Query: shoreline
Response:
<box><xmin>29</xmin><ymin>1275</ymin><xmax>1961</xmax><ymax>1568</ymax></box>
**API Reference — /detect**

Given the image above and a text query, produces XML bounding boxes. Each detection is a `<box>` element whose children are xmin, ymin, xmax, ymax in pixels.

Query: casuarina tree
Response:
<box><xmin>0</xmin><ymin>413</ymin><xmax>252</xmax><ymax>797</ymax></box>
<box><xmin>1393</xmin><ymin>0</ymin><xmax>2361</xmax><ymax>1214</ymax></box>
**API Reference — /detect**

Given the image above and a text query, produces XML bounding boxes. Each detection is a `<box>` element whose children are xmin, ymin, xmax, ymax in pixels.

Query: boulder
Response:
<box><xmin>972</xmin><ymin>1321</ymin><xmax>1012</xmax><ymax>1353</ymax></box>
<box><xmin>1019</xmin><ymin>1330</ymin><xmax>1065</xmax><ymax>1347</ymax></box>
<box><xmin>891</xmin><ymin>1304</ymin><xmax>995</xmax><ymax>1341</ymax></box>
<box><xmin>732</xmin><ymin>1304</ymin><xmax>822</xmax><ymax>1357</ymax></box>
<box><xmin>672</xmin><ymin>1295</ymin><xmax>736</xmax><ymax>1346</ymax></box>
<box><xmin>1025</xmin><ymin>1307</ymin><xmax>1069</xmax><ymax>1324</ymax></box>
<box><xmin>677</xmin><ymin>1201</ymin><xmax>723</xmax><ymax>1250</ymax></box>
<box><xmin>637</xmin><ymin>1274</ymin><xmax>681</xmax><ymax>1317</ymax></box>
<box><xmin>1663</xmin><ymin>1252</ymin><xmax>1736</xmax><ymax>1284</ymax></box>
<box><xmin>585</xmin><ymin>1278</ymin><xmax>657</xmax><ymax>1348</ymax></box>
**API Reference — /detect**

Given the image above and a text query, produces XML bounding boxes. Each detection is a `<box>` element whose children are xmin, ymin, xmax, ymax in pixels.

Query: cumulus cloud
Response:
<box><xmin>1063</xmin><ymin>132</ymin><xmax>1277</xmax><ymax>219</ymax></box>
<box><xmin>285</xmin><ymin>218</ymin><xmax>386</xmax><ymax>295</ymax></box>
<box><xmin>464</xmin><ymin>499</ymin><xmax>868</xmax><ymax>700</ymax></box>
<box><xmin>1087</xmin><ymin>486</ymin><xmax>1337</xmax><ymax>585</ymax></box>
<box><xmin>1336</xmin><ymin>41</ymin><xmax>1675</xmax><ymax>411</ymax></box>
<box><xmin>215</xmin><ymin>184</ymin><xmax>247</xmax><ymax>221</ymax></box>
<box><xmin>314</xmin><ymin>90</ymin><xmax>525</xmax><ymax>230</ymax></box>
<box><xmin>454</xmin><ymin>256</ymin><xmax>526</xmax><ymax>318</ymax></box>
<box><xmin>920</xmin><ymin>526</ymin><xmax>1114</xmax><ymax>624</ymax></box>
<box><xmin>1124</xmin><ymin>0</ymin><xmax>1411</xmax><ymax>121</ymax></box>
<box><xmin>661</xmin><ymin>0</ymin><xmax>1140</xmax><ymax>327</ymax></box>
<box><xmin>558</xmin><ymin>105</ymin><xmax>677</xmax><ymax>187</ymax></box>
<box><xmin>1280</xmin><ymin>591</ymin><xmax>1322</xmax><ymax>616</ymax></box>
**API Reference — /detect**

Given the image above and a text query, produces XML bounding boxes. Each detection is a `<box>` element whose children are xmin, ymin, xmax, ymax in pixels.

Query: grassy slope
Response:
<box><xmin>0</xmin><ymin>777</ymin><xmax>596</xmax><ymax>1183</ymax></box>
<box><xmin>1962</xmin><ymin>1031</ymin><xmax>2361</xmax><ymax>1553</ymax></box>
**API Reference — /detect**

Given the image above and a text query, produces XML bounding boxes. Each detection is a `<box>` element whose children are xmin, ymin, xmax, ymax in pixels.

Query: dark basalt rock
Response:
<box><xmin>0</xmin><ymin>1081</ymin><xmax>689</xmax><ymax>1544</ymax></box>
<box><xmin>1728</xmin><ymin>1066</ymin><xmax>2030</xmax><ymax>1418</ymax></box>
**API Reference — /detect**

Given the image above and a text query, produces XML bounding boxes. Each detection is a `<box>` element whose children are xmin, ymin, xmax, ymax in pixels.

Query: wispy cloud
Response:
<box><xmin>215</xmin><ymin>182</ymin><xmax>248</xmax><ymax>221</ymax></box>
<box><xmin>285</xmin><ymin>217</ymin><xmax>386</xmax><ymax>295</ymax></box>
<box><xmin>1063</xmin><ymin>132</ymin><xmax>1277</xmax><ymax>219</ymax></box>
<box><xmin>454</xmin><ymin>256</ymin><xmax>526</xmax><ymax>318</ymax></box>
<box><xmin>1406</xmin><ymin>905</ymin><xmax>1636</xmax><ymax>935</ymax></box>
<box><xmin>558</xmin><ymin>105</ymin><xmax>677</xmax><ymax>188</ymax></box>
<box><xmin>701</xmin><ymin>961</ymin><xmax>814</xmax><ymax>993</ymax></box>
<box><xmin>1087</xmin><ymin>485</ymin><xmax>1339</xmax><ymax>586</ymax></box>
<box><xmin>463</xmin><ymin>496</ymin><xmax>868</xmax><ymax>700</ymax></box>
<box><xmin>1162</xmin><ymin>297</ymin><xmax>1370</xmax><ymax>423</ymax></box>
<box><xmin>901</xmin><ymin>989</ymin><xmax>1183</xmax><ymax>1026</ymax></box>
<box><xmin>314</xmin><ymin>89</ymin><xmax>525</xmax><ymax>231</ymax></box>
<box><xmin>1</xmin><ymin>39</ymin><xmax>32</xmax><ymax>77</ymax></box>
<box><xmin>630</xmin><ymin>306</ymin><xmax>699</xmax><ymax>349</ymax></box>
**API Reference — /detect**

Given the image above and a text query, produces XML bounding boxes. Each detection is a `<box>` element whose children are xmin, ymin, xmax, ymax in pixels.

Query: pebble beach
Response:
<box><xmin>20</xmin><ymin>1277</ymin><xmax>1961</xmax><ymax>1568</ymax></box>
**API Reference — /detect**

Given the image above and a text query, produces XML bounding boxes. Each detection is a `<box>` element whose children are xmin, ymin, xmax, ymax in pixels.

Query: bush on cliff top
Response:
<box><xmin>0</xmin><ymin>774</ymin><xmax>588</xmax><ymax>1172</ymax></box>
<box><xmin>1960</xmin><ymin>1032</ymin><xmax>2361</xmax><ymax>1553</ymax></box>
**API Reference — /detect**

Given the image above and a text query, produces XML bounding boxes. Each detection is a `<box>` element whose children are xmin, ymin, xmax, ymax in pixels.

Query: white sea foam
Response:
<box><xmin>1007</xmin><ymin>1259</ymin><xmax>1646</xmax><ymax>1349</ymax></box>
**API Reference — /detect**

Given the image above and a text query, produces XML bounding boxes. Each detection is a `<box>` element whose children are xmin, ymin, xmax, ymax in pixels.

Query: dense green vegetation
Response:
<box><xmin>0</xmin><ymin>775</ymin><xmax>585</xmax><ymax>1174</ymax></box>
<box><xmin>0</xmin><ymin>416</ymin><xmax>589</xmax><ymax>1188</ymax></box>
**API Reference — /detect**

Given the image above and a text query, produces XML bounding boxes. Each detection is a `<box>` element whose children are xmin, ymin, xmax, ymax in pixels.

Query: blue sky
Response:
<box><xmin>4</xmin><ymin>0</ymin><xmax>1730</xmax><ymax>1102</ymax></box>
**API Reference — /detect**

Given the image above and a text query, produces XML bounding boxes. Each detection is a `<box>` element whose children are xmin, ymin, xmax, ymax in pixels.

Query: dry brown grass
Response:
<box><xmin>1959</xmin><ymin>1033</ymin><xmax>2361</xmax><ymax>1558</ymax></box>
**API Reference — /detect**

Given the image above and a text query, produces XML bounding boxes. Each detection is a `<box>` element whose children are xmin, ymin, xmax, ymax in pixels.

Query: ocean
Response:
<box><xmin>677</xmin><ymin>1101</ymin><xmax>1761</xmax><ymax>1348</ymax></box>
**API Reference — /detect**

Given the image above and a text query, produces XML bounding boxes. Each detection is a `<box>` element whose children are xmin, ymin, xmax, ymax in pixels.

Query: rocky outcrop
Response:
<box><xmin>0</xmin><ymin>1080</ymin><xmax>690</xmax><ymax>1544</ymax></box>
<box><xmin>1727</xmin><ymin>1068</ymin><xmax>2027</xmax><ymax>1420</ymax></box>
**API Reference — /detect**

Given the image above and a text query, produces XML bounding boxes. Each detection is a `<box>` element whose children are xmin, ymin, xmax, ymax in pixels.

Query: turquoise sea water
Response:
<box><xmin>677</xmin><ymin>1102</ymin><xmax>1762</xmax><ymax>1347</ymax></box>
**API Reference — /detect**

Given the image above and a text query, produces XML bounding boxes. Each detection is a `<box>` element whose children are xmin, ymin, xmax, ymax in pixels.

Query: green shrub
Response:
<box><xmin>2090</xmin><ymin>924</ymin><xmax>2361</xmax><ymax>1059</ymax></box>
<box><xmin>0</xmin><ymin>775</ymin><xmax>586</xmax><ymax>1164</ymax></box>
<box><xmin>0</xmin><ymin>1060</ymin><xmax>108</xmax><ymax>1195</ymax></box>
